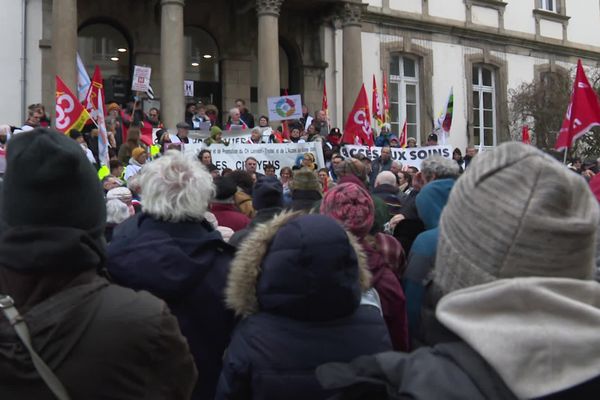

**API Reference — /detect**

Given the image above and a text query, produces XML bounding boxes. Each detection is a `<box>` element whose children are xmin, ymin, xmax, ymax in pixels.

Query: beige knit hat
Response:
<box><xmin>434</xmin><ymin>142</ymin><xmax>599</xmax><ymax>295</ymax></box>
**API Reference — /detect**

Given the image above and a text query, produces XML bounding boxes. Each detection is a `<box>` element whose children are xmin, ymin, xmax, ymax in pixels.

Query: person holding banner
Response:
<box><xmin>226</xmin><ymin>108</ymin><xmax>249</xmax><ymax>131</ymax></box>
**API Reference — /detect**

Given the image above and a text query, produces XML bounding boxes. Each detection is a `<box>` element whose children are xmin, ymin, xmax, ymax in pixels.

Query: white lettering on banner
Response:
<box><xmin>184</xmin><ymin>142</ymin><xmax>325</xmax><ymax>174</ymax></box>
<box><xmin>340</xmin><ymin>145</ymin><xmax>453</xmax><ymax>169</ymax></box>
<box><xmin>55</xmin><ymin>94</ymin><xmax>75</xmax><ymax>131</ymax></box>
<box><xmin>188</xmin><ymin>128</ymin><xmax>278</xmax><ymax>145</ymax></box>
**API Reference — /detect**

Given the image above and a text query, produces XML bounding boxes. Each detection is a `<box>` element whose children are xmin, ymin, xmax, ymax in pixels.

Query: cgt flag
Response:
<box><xmin>399</xmin><ymin>120</ymin><xmax>408</xmax><ymax>148</ymax></box>
<box><xmin>84</xmin><ymin>66</ymin><xmax>110</xmax><ymax>166</ymax></box>
<box><xmin>372</xmin><ymin>74</ymin><xmax>383</xmax><ymax>126</ymax></box>
<box><xmin>555</xmin><ymin>60</ymin><xmax>600</xmax><ymax>150</ymax></box>
<box><xmin>342</xmin><ymin>84</ymin><xmax>374</xmax><ymax>146</ymax></box>
<box><xmin>522</xmin><ymin>125</ymin><xmax>531</xmax><ymax>145</ymax></box>
<box><xmin>55</xmin><ymin>76</ymin><xmax>91</xmax><ymax>134</ymax></box>
<box><xmin>382</xmin><ymin>73</ymin><xmax>390</xmax><ymax>124</ymax></box>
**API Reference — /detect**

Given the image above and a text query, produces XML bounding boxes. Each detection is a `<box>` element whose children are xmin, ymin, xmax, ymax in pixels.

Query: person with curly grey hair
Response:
<box><xmin>107</xmin><ymin>150</ymin><xmax>236</xmax><ymax>399</ymax></box>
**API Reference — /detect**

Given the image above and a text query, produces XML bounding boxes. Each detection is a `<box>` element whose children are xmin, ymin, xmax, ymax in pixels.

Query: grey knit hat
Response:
<box><xmin>434</xmin><ymin>142</ymin><xmax>599</xmax><ymax>295</ymax></box>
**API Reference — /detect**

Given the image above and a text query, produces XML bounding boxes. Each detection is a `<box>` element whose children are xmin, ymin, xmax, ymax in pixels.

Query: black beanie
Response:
<box><xmin>214</xmin><ymin>176</ymin><xmax>238</xmax><ymax>201</ymax></box>
<box><xmin>253</xmin><ymin>176</ymin><xmax>283</xmax><ymax>210</ymax></box>
<box><xmin>3</xmin><ymin>128</ymin><xmax>106</xmax><ymax>237</ymax></box>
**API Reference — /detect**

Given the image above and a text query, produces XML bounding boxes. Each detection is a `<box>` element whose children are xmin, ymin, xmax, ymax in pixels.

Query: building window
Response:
<box><xmin>472</xmin><ymin>65</ymin><xmax>497</xmax><ymax>147</ymax></box>
<box><xmin>389</xmin><ymin>55</ymin><xmax>420</xmax><ymax>145</ymax></box>
<box><xmin>539</xmin><ymin>0</ymin><xmax>558</xmax><ymax>13</ymax></box>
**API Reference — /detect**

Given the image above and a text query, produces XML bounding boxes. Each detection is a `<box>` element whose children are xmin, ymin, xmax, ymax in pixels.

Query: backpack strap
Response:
<box><xmin>0</xmin><ymin>294</ymin><xmax>71</xmax><ymax>400</ymax></box>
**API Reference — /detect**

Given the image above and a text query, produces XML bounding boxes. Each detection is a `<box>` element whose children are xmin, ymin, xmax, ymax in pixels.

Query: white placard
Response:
<box><xmin>267</xmin><ymin>94</ymin><xmax>303</xmax><ymax>121</ymax></box>
<box><xmin>184</xmin><ymin>142</ymin><xmax>325</xmax><ymax>173</ymax></box>
<box><xmin>340</xmin><ymin>145</ymin><xmax>453</xmax><ymax>170</ymax></box>
<box><xmin>184</xmin><ymin>80</ymin><xmax>194</xmax><ymax>97</ymax></box>
<box><xmin>131</xmin><ymin>66</ymin><xmax>152</xmax><ymax>92</ymax></box>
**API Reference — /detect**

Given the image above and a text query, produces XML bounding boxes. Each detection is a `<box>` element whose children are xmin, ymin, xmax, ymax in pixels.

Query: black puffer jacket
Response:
<box><xmin>216</xmin><ymin>212</ymin><xmax>392</xmax><ymax>400</ymax></box>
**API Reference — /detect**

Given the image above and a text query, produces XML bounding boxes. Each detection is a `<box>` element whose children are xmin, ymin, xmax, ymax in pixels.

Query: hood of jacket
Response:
<box><xmin>107</xmin><ymin>213</ymin><xmax>233</xmax><ymax>300</ymax></box>
<box><xmin>416</xmin><ymin>178</ymin><xmax>455</xmax><ymax>230</ymax></box>
<box><xmin>226</xmin><ymin>211</ymin><xmax>371</xmax><ymax>322</ymax></box>
<box><xmin>436</xmin><ymin>277</ymin><xmax>600</xmax><ymax>399</ymax></box>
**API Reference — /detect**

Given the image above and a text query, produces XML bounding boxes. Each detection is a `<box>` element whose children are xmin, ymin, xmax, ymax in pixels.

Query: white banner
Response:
<box><xmin>184</xmin><ymin>142</ymin><xmax>325</xmax><ymax>174</ymax></box>
<box><xmin>184</xmin><ymin>80</ymin><xmax>194</xmax><ymax>97</ymax></box>
<box><xmin>340</xmin><ymin>145</ymin><xmax>452</xmax><ymax>170</ymax></box>
<box><xmin>187</xmin><ymin>128</ymin><xmax>279</xmax><ymax>145</ymax></box>
<box><xmin>267</xmin><ymin>94</ymin><xmax>302</xmax><ymax>121</ymax></box>
<box><xmin>131</xmin><ymin>66</ymin><xmax>152</xmax><ymax>92</ymax></box>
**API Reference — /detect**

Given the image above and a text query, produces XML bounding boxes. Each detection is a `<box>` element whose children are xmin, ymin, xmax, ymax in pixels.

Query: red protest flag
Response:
<box><xmin>382</xmin><ymin>73</ymin><xmax>390</xmax><ymax>124</ymax></box>
<box><xmin>399</xmin><ymin>120</ymin><xmax>408</xmax><ymax>148</ymax></box>
<box><xmin>555</xmin><ymin>60</ymin><xmax>600</xmax><ymax>150</ymax></box>
<box><xmin>55</xmin><ymin>75</ymin><xmax>91</xmax><ymax>133</ymax></box>
<box><xmin>342</xmin><ymin>84</ymin><xmax>374</xmax><ymax>146</ymax></box>
<box><xmin>522</xmin><ymin>125</ymin><xmax>531</xmax><ymax>145</ymax></box>
<box><xmin>372</xmin><ymin>74</ymin><xmax>383</xmax><ymax>126</ymax></box>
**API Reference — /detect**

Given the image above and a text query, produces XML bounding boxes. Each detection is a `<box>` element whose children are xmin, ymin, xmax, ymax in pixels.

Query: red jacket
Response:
<box><xmin>210</xmin><ymin>203</ymin><xmax>251</xmax><ymax>232</ymax></box>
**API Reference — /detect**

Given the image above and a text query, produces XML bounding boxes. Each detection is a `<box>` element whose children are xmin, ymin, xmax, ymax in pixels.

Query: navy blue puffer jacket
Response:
<box><xmin>216</xmin><ymin>213</ymin><xmax>392</xmax><ymax>400</ymax></box>
<box><xmin>107</xmin><ymin>213</ymin><xmax>236</xmax><ymax>400</ymax></box>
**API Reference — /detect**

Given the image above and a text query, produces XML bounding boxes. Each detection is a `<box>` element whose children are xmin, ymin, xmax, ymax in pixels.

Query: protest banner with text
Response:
<box><xmin>340</xmin><ymin>145</ymin><xmax>452</xmax><ymax>170</ymax></box>
<box><xmin>184</xmin><ymin>142</ymin><xmax>325</xmax><ymax>174</ymax></box>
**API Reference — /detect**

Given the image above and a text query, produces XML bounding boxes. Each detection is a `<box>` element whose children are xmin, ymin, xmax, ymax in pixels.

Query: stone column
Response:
<box><xmin>256</xmin><ymin>0</ymin><xmax>283</xmax><ymax>117</ymax></box>
<box><xmin>52</xmin><ymin>0</ymin><xmax>78</xmax><ymax>98</ymax></box>
<box><xmin>340</xmin><ymin>1</ymin><xmax>364</xmax><ymax>121</ymax></box>
<box><xmin>160</xmin><ymin>0</ymin><xmax>185</xmax><ymax>129</ymax></box>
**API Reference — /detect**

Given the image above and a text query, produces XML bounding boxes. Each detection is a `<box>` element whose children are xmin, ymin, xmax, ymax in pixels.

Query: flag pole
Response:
<box><xmin>563</xmin><ymin>149</ymin><xmax>568</xmax><ymax>164</ymax></box>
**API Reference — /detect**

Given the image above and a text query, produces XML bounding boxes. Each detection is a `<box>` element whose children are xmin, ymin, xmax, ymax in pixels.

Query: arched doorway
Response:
<box><xmin>184</xmin><ymin>27</ymin><xmax>221</xmax><ymax>111</ymax></box>
<box><xmin>78</xmin><ymin>22</ymin><xmax>132</xmax><ymax>103</ymax></box>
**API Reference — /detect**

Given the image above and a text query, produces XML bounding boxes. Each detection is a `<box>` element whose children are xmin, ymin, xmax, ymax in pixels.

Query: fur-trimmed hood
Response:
<box><xmin>226</xmin><ymin>211</ymin><xmax>371</xmax><ymax>321</ymax></box>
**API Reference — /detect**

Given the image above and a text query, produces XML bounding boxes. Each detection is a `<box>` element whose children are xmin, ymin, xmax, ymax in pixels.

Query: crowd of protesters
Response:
<box><xmin>0</xmin><ymin>98</ymin><xmax>599</xmax><ymax>400</ymax></box>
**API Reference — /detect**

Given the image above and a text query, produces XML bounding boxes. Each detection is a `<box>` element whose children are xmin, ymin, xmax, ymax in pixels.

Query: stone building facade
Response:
<box><xmin>2</xmin><ymin>0</ymin><xmax>600</xmax><ymax>151</ymax></box>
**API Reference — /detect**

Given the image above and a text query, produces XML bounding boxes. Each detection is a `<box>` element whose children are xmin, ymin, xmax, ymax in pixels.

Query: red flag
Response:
<box><xmin>322</xmin><ymin>78</ymin><xmax>328</xmax><ymax>117</ymax></box>
<box><xmin>55</xmin><ymin>76</ymin><xmax>91</xmax><ymax>133</ymax></box>
<box><xmin>522</xmin><ymin>125</ymin><xmax>531</xmax><ymax>145</ymax></box>
<box><xmin>342</xmin><ymin>84</ymin><xmax>374</xmax><ymax>146</ymax></box>
<box><xmin>372</xmin><ymin>74</ymin><xmax>383</xmax><ymax>126</ymax></box>
<box><xmin>399</xmin><ymin>120</ymin><xmax>408</xmax><ymax>148</ymax></box>
<box><xmin>382</xmin><ymin>73</ymin><xmax>390</xmax><ymax>124</ymax></box>
<box><xmin>555</xmin><ymin>60</ymin><xmax>600</xmax><ymax>150</ymax></box>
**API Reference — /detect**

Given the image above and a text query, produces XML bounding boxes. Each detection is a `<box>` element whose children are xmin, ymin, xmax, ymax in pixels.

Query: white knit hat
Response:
<box><xmin>434</xmin><ymin>142</ymin><xmax>599</xmax><ymax>295</ymax></box>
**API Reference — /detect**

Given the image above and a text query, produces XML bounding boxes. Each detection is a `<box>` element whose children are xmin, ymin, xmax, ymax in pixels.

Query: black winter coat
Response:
<box><xmin>107</xmin><ymin>213</ymin><xmax>236</xmax><ymax>400</ymax></box>
<box><xmin>216</xmin><ymin>213</ymin><xmax>392</xmax><ymax>400</ymax></box>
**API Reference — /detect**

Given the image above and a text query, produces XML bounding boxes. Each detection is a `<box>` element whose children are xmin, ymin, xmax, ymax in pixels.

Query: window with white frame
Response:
<box><xmin>539</xmin><ymin>0</ymin><xmax>558</xmax><ymax>12</ymax></box>
<box><xmin>389</xmin><ymin>55</ymin><xmax>420</xmax><ymax>144</ymax></box>
<box><xmin>472</xmin><ymin>65</ymin><xmax>497</xmax><ymax>147</ymax></box>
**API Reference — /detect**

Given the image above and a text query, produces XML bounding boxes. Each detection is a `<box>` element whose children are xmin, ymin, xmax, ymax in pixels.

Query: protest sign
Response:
<box><xmin>340</xmin><ymin>145</ymin><xmax>452</xmax><ymax>170</ymax></box>
<box><xmin>184</xmin><ymin>80</ymin><xmax>194</xmax><ymax>97</ymax></box>
<box><xmin>267</xmin><ymin>95</ymin><xmax>302</xmax><ymax>121</ymax></box>
<box><xmin>131</xmin><ymin>66</ymin><xmax>151</xmax><ymax>92</ymax></box>
<box><xmin>184</xmin><ymin>142</ymin><xmax>325</xmax><ymax>174</ymax></box>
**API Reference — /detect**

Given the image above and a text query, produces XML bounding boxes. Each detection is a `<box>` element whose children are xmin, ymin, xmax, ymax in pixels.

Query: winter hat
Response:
<box><xmin>321</xmin><ymin>182</ymin><xmax>374</xmax><ymax>239</ymax></box>
<box><xmin>106</xmin><ymin>187</ymin><xmax>133</xmax><ymax>203</ymax></box>
<box><xmin>342</xmin><ymin>158</ymin><xmax>368</xmax><ymax>184</ymax></box>
<box><xmin>0</xmin><ymin>128</ymin><xmax>106</xmax><ymax>269</ymax></box>
<box><xmin>214</xmin><ymin>176</ymin><xmax>238</xmax><ymax>201</ymax></box>
<box><xmin>253</xmin><ymin>176</ymin><xmax>283</xmax><ymax>210</ymax></box>
<box><xmin>434</xmin><ymin>142</ymin><xmax>600</xmax><ymax>295</ymax></box>
<box><xmin>131</xmin><ymin>147</ymin><xmax>146</xmax><ymax>160</ymax></box>
<box><xmin>291</xmin><ymin>168</ymin><xmax>321</xmax><ymax>192</ymax></box>
<box><xmin>210</xmin><ymin>126</ymin><xmax>222</xmax><ymax>138</ymax></box>
<box><xmin>107</xmin><ymin>103</ymin><xmax>120</xmax><ymax>113</ymax></box>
